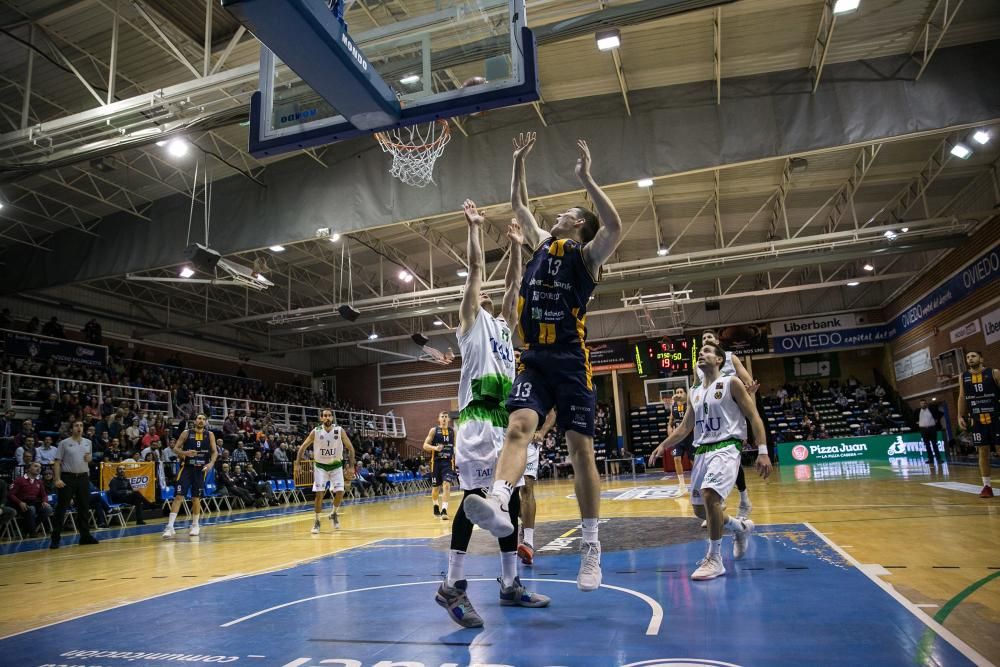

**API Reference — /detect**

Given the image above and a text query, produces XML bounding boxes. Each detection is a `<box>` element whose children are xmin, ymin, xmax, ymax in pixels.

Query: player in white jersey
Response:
<box><xmin>435</xmin><ymin>204</ymin><xmax>549</xmax><ymax>628</ymax></box>
<box><xmin>518</xmin><ymin>409</ymin><xmax>556</xmax><ymax>565</ymax></box>
<box><xmin>695</xmin><ymin>329</ymin><xmax>758</xmax><ymax>522</ymax></box>
<box><xmin>296</xmin><ymin>409</ymin><xmax>356</xmax><ymax>534</ymax></box>
<box><xmin>651</xmin><ymin>342</ymin><xmax>772</xmax><ymax>580</ymax></box>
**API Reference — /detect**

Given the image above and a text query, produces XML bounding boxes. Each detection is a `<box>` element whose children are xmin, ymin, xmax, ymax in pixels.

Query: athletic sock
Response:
<box><xmin>192</xmin><ymin>515</ymin><xmax>200</xmax><ymax>527</ymax></box>
<box><xmin>500</xmin><ymin>551</ymin><xmax>518</xmax><ymax>588</ymax></box>
<box><xmin>581</xmin><ymin>518</ymin><xmax>599</xmax><ymax>544</ymax></box>
<box><xmin>167</xmin><ymin>512</ymin><xmax>177</xmax><ymax>529</ymax></box>
<box><xmin>490</xmin><ymin>480</ymin><xmax>513</xmax><ymax>506</ymax></box>
<box><xmin>723</xmin><ymin>515</ymin><xmax>745</xmax><ymax>532</ymax></box>
<box><xmin>314</xmin><ymin>512</ymin><xmax>321</xmax><ymax>522</ymax></box>
<box><xmin>441</xmin><ymin>501</ymin><xmax>448</xmax><ymax>512</ymax></box>
<box><xmin>985</xmin><ymin>477</ymin><xmax>992</xmax><ymax>487</ymax></box>
<box><xmin>446</xmin><ymin>550</ymin><xmax>466</xmax><ymax>587</ymax></box>
<box><xmin>707</xmin><ymin>538</ymin><xmax>722</xmax><ymax>557</ymax></box>
<box><xmin>739</xmin><ymin>489</ymin><xmax>750</xmax><ymax>504</ymax></box>
<box><xmin>523</xmin><ymin>527</ymin><xmax>534</xmax><ymax>545</ymax></box>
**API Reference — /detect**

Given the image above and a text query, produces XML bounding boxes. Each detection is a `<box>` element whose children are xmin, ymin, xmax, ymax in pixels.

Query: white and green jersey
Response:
<box><xmin>690</xmin><ymin>373</ymin><xmax>746</xmax><ymax>447</ymax></box>
<box><xmin>457</xmin><ymin>307</ymin><xmax>515</xmax><ymax>425</ymax></box>
<box><xmin>313</xmin><ymin>425</ymin><xmax>344</xmax><ymax>471</ymax></box>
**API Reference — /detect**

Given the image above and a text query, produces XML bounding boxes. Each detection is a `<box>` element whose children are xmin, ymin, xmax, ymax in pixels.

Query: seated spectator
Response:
<box><xmin>0</xmin><ymin>409</ymin><xmax>17</xmax><ymax>441</ymax></box>
<box><xmin>124</xmin><ymin>418</ymin><xmax>141</xmax><ymax>449</ymax></box>
<box><xmin>25</xmin><ymin>316</ymin><xmax>40</xmax><ymax>333</ymax></box>
<box><xmin>41</xmin><ymin>316</ymin><xmax>65</xmax><ymax>338</ymax></box>
<box><xmin>108</xmin><ymin>466</ymin><xmax>147</xmax><ymax>525</ymax></box>
<box><xmin>7</xmin><ymin>462</ymin><xmax>53</xmax><ymax>536</ymax></box>
<box><xmin>874</xmin><ymin>385</ymin><xmax>886</xmax><ymax>400</ymax></box>
<box><xmin>218</xmin><ymin>463</ymin><xmax>254</xmax><ymax>506</ymax></box>
<box><xmin>42</xmin><ymin>468</ymin><xmax>56</xmax><ymax>495</ymax></box>
<box><xmin>35</xmin><ymin>436</ymin><xmax>57</xmax><ymax>466</ymax></box>
<box><xmin>104</xmin><ymin>438</ymin><xmax>124</xmax><ymax>462</ymax></box>
<box><xmin>352</xmin><ymin>463</ymin><xmax>373</xmax><ymax>496</ymax></box>
<box><xmin>854</xmin><ymin>386</ymin><xmax>868</xmax><ymax>402</ymax></box>
<box><xmin>0</xmin><ymin>481</ymin><xmax>17</xmax><ymax>532</ymax></box>
<box><xmin>231</xmin><ymin>440</ymin><xmax>250</xmax><ymax>464</ymax></box>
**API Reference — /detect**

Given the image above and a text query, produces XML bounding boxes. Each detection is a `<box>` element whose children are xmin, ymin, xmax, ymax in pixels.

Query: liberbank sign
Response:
<box><xmin>777</xmin><ymin>431</ymin><xmax>945</xmax><ymax>464</ymax></box>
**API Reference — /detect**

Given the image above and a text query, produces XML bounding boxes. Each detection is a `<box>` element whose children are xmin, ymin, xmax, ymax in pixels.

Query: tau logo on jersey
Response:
<box><xmin>696</xmin><ymin>417</ymin><xmax>722</xmax><ymax>433</ymax></box>
<box><xmin>490</xmin><ymin>336</ymin><xmax>514</xmax><ymax>364</ymax></box>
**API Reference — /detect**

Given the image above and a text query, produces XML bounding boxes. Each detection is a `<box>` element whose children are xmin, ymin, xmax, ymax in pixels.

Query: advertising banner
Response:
<box><xmin>890</xmin><ymin>243</ymin><xmax>1000</xmax><ymax>336</ymax></box>
<box><xmin>777</xmin><ymin>431</ymin><xmax>945</xmax><ymax>465</ymax></box>
<box><xmin>2</xmin><ymin>329</ymin><xmax>108</xmax><ymax>367</ymax></box>
<box><xmin>771</xmin><ymin>324</ymin><xmax>894</xmax><ymax>353</ymax></box>
<box><xmin>950</xmin><ymin>319</ymin><xmax>981</xmax><ymax>344</ymax></box>
<box><xmin>982</xmin><ymin>305</ymin><xmax>1000</xmax><ymax>346</ymax></box>
<box><xmin>99</xmin><ymin>462</ymin><xmax>157</xmax><ymax>503</ymax></box>
<box><xmin>588</xmin><ymin>340</ymin><xmax>635</xmax><ymax>372</ymax></box>
<box><xmin>770</xmin><ymin>313</ymin><xmax>857</xmax><ymax>337</ymax></box>
<box><xmin>715</xmin><ymin>324</ymin><xmax>768</xmax><ymax>355</ymax></box>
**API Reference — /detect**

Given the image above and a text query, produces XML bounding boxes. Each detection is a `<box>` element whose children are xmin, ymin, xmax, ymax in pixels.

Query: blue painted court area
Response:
<box><xmin>0</xmin><ymin>524</ymin><xmax>982</xmax><ymax>667</ymax></box>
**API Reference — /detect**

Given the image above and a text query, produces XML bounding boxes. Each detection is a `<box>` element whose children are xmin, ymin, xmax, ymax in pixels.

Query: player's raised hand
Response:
<box><xmin>512</xmin><ymin>131</ymin><xmax>536</xmax><ymax>160</ymax></box>
<box><xmin>463</xmin><ymin>199</ymin><xmax>485</xmax><ymax>227</ymax></box>
<box><xmin>507</xmin><ymin>218</ymin><xmax>525</xmax><ymax>246</ymax></box>
<box><xmin>575</xmin><ymin>139</ymin><xmax>592</xmax><ymax>181</ymax></box>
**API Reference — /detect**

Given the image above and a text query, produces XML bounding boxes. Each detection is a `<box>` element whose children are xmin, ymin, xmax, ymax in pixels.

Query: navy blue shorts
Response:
<box><xmin>970</xmin><ymin>415</ymin><xmax>999</xmax><ymax>446</ymax></box>
<box><xmin>177</xmin><ymin>463</ymin><xmax>206</xmax><ymax>498</ymax></box>
<box><xmin>506</xmin><ymin>345</ymin><xmax>596</xmax><ymax>437</ymax></box>
<box><xmin>672</xmin><ymin>435</ymin><xmax>696</xmax><ymax>460</ymax></box>
<box><xmin>432</xmin><ymin>460</ymin><xmax>458</xmax><ymax>486</ymax></box>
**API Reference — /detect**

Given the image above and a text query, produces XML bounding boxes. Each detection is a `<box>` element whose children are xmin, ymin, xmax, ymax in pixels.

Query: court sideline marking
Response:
<box><xmin>804</xmin><ymin>522</ymin><xmax>993</xmax><ymax>667</ymax></box>
<box><xmin>0</xmin><ymin>537</ymin><xmax>386</xmax><ymax>641</ymax></box>
<box><xmin>221</xmin><ymin>577</ymin><xmax>664</xmax><ymax>635</ymax></box>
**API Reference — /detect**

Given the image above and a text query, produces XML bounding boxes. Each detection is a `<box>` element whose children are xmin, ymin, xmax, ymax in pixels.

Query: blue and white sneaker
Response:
<box><xmin>435</xmin><ymin>580</ymin><xmax>484</xmax><ymax>628</ymax></box>
<box><xmin>499</xmin><ymin>577</ymin><xmax>550</xmax><ymax>607</ymax></box>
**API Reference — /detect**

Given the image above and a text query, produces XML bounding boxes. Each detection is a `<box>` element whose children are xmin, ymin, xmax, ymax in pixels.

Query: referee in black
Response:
<box><xmin>50</xmin><ymin>420</ymin><xmax>99</xmax><ymax>549</ymax></box>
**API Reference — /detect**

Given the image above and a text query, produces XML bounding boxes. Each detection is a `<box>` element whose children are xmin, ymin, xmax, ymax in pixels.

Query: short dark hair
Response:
<box><xmin>702</xmin><ymin>329</ymin><xmax>718</xmax><ymax>337</ymax></box>
<box><xmin>703</xmin><ymin>341</ymin><xmax>726</xmax><ymax>359</ymax></box>
<box><xmin>574</xmin><ymin>207</ymin><xmax>599</xmax><ymax>244</ymax></box>
<box><xmin>196</xmin><ymin>413</ymin><xmax>207</xmax><ymax>419</ymax></box>
<box><xmin>968</xmin><ymin>350</ymin><xmax>983</xmax><ymax>356</ymax></box>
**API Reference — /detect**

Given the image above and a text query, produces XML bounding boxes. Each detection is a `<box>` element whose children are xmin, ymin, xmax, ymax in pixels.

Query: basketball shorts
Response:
<box><xmin>313</xmin><ymin>465</ymin><xmax>345</xmax><ymax>492</ymax></box>
<box><xmin>431</xmin><ymin>458</ymin><xmax>458</xmax><ymax>487</ymax></box>
<box><xmin>672</xmin><ymin>434</ymin><xmax>696</xmax><ymax>460</ymax></box>
<box><xmin>456</xmin><ymin>417</ymin><xmax>525</xmax><ymax>492</ymax></box>
<box><xmin>970</xmin><ymin>413</ymin><xmax>999</xmax><ymax>446</ymax></box>
<box><xmin>524</xmin><ymin>441</ymin><xmax>540</xmax><ymax>479</ymax></box>
<box><xmin>177</xmin><ymin>463</ymin><xmax>206</xmax><ymax>498</ymax></box>
<box><xmin>689</xmin><ymin>440</ymin><xmax>741</xmax><ymax>507</ymax></box>
<box><xmin>506</xmin><ymin>346</ymin><xmax>596</xmax><ymax>437</ymax></box>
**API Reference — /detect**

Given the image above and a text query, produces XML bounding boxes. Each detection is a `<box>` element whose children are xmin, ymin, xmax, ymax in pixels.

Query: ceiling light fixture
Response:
<box><xmin>973</xmin><ymin>130</ymin><xmax>991</xmax><ymax>145</ymax></box>
<box><xmin>368</xmin><ymin>331</ymin><xmax>379</xmax><ymax>340</ymax></box>
<box><xmin>179</xmin><ymin>266</ymin><xmax>195</xmax><ymax>278</ymax></box>
<box><xmin>833</xmin><ymin>0</ymin><xmax>860</xmax><ymax>15</ymax></box>
<box><xmin>433</xmin><ymin>320</ymin><xmax>444</xmax><ymax>326</ymax></box>
<box><xmin>637</xmin><ymin>178</ymin><xmax>654</xmax><ymax>188</ymax></box>
<box><xmin>400</xmin><ymin>74</ymin><xmax>420</xmax><ymax>85</ymax></box>
<box><xmin>595</xmin><ymin>28</ymin><xmax>621</xmax><ymax>51</ymax></box>
<box><xmin>457</xmin><ymin>270</ymin><xmax>469</xmax><ymax>277</ymax></box>
<box><xmin>863</xmin><ymin>263</ymin><xmax>874</xmax><ymax>271</ymax></box>
<box><xmin>950</xmin><ymin>143</ymin><xmax>972</xmax><ymax>159</ymax></box>
<box><xmin>329</xmin><ymin>233</ymin><xmax>341</xmax><ymax>243</ymax></box>
<box><xmin>847</xmin><ymin>281</ymin><xmax>860</xmax><ymax>286</ymax></box>
<box><xmin>269</xmin><ymin>245</ymin><xmax>285</xmax><ymax>252</ymax></box>
<box><xmin>657</xmin><ymin>247</ymin><xmax>668</xmax><ymax>257</ymax></box>
<box><xmin>166</xmin><ymin>137</ymin><xmax>190</xmax><ymax>158</ymax></box>
<box><xmin>883</xmin><ymin>230</ymin><xmax>897</xmax><ymax>240</ymax></box>
<box><xmin>900</xmin><ymin>227</ymin><xmax>909</xmax><ymax>233</ymax></box>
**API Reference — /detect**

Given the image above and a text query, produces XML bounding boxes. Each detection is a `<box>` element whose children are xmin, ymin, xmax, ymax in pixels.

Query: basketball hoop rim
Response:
<box><xmin>374</xmin><ymin>119</ymin><xmax>451</xmax><ymax>151</ymax></box>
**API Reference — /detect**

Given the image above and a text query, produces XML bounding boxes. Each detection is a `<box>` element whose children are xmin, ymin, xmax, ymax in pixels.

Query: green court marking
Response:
<box><xmin>915</xmin><ymin>570</ymin><xmax>1000</xmax><ymax>664</ymax></box>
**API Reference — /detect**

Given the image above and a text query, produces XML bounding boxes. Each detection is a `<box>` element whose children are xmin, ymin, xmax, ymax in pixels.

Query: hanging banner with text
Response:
<box><xmin>890</xmin><ymin>243</ymin><xmax>1000</xmax><ymax>336</ymax></box>
<box><xmin>770</xmin><ymin>313</ymin><xmax>858</xmax><ymax>337</ymax></box>
<box><xmin>771</xmin><ymin>324</ymin><xmax>894</xmax><ymax>354</ymax></box>
<box><xmin>716</xmin><ymin>324</ymin><xmax>769</xmax><ymax>355</ymax></box>
<box><xmin>778</xmin><ymin>431</ymin><xmax>946</xmax><ymax>464</ymax></box>
<box><xmin>982</xmin><ymin>305</ymin><xmax>1000</xmax><ymax>346</ymax></box>
<box><xmin>99</xmin><ymin>461</ymin><xmax>157</xmax><ymax>503</ymax></box>
<box><xmin>588</xmin><ymin>340</ymin><xmax>635</xmax><ymax>372</ymax></box>
<box><xmin>1</xmin><ymin>329</ymin><xmax>108</xmax><ymax>367</ymax></box>
<box><xmin>783</xmin><ymin>352</ymin><xmax>840</xmax><ymax>380</ymax></box>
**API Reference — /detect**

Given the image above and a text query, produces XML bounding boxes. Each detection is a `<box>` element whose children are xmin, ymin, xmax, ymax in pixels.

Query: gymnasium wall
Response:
<box><xmin>751</xmin><ymin>347</ymin><xmax>890</xmax><ymax>393</ymax></box>
<box><xmin>884</xmin><ymin>222</ymin><xmax>1000</xmax><ymax>422</ymax></box>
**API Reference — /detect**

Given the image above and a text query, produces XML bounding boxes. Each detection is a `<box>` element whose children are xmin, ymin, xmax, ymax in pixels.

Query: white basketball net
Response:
<box><xmin>374</xmin><ymin>119</ymin><xmax>451</xmax><ymax>188</ymax></box>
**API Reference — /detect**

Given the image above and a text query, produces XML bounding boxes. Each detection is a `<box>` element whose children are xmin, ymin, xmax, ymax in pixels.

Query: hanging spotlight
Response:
<box><xmin>166</xmin><ymin>138</ymin><xmax>190</xmax><ymax>158</ymax></box>
<box><xmin>368</xmin><ymin>331</ymin><xmax>379</xmax><ymax>340</ymax></box>
<box><xmin>657</xmin><ymin>246</ymin><xmax>668</xmax><ymax>257</ymax></box>
<box><xmin>330</xmin><ymin>233</ymin><xmax>341</xmax><ymax>243</ymax></box>
<box><xmin>269</xmin><ymin>245</ymin><xmax>285</xmax><ymax>252</ymax></box>
<box><xmin>950</xmin><ymin>143</ymin><xmax>972</xmax><ymax>159</ymax></box>
<box><xmin>847</xmin><ymin>281</ymin><xmax>860</xmax><ymax>286</ymax></box>
<box><xmin>973</xmin><ymin>130</ymin><xmax>991</xmax><ymax>145</ymax></box>
<box><xmin>637</xmin><ymin>178</ymin><xmax>654</xmax><ymax>188</ymax></box>
<box><xmin>863</xmin><ymin>263</ymin><xmax>874</xmax><ymax>271</ymax></box>
<box><xmin>833</xmin><ymin>0</ymin><xmax>860</xmax><ymax>15</ymax></box>
<box><xmin>595</xmin><ymin>28</ymin><xmax>621</xmax><ymax>51</ymax></box>
<box><xmin>179</xmin><ymin>266</ymin><xmax>195</xmax><ymax>278</ymax></box>
<box><xmin>457</xmin><ymin>270</ymin><xmax>469</xmax><ymax>277</ymax></box>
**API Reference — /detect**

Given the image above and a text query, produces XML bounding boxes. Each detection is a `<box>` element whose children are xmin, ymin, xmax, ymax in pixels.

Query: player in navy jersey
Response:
<box><xmin>463</xmin><ymin>132</ymin><xmax>623</xmax><ymax>592</ymax></box>
<box><xmin>163</xmin><ymin>413</ymin><xmax>217</xmax><ymax>538</ymax></box>
<box><xmin>423</xmin><ymin>412</ymin><xmax>458</xmax><ymax>519</ymax></box>
<box><xmin>957</xmin><ymin>350</ymin><xmax>998</xmax><ymax>498</ymax></box>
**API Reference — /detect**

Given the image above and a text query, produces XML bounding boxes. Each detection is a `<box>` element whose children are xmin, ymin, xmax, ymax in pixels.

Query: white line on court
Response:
<box><xmin>221</xmin><ymin>578</ymin><xmax>664</xmax><ymax>636</ymax></box>
<box><xmin>0</xmin><ymin>538</ymin><xmax>387</xmax><ymax>641</ymax></box>
<box><xmin>804</xmin><ymin>522</ymin><xmax>993</xmax><ymax>667</ymax></box>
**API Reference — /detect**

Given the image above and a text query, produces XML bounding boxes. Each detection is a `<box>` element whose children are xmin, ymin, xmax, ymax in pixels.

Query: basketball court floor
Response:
<box><xmin>0</xmin><ymin>461</ymin><xmax>997</xmax><ymax>667</ymax></box>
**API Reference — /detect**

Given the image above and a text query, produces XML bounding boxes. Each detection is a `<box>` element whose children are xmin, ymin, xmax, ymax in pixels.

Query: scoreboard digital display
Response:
<box><xmin>634</xmin><ymin>337</ymin><xmax>696</xmax><ymax>378</ymax></box>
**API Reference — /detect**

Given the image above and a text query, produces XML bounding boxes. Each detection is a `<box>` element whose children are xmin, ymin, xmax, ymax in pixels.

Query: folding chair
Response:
<box><xmin>101</xmin><ymin>492</ymin><xmax>133</xmax><ymax>527</ymax></box>
<box><xmin>0</xmin><ymin>517</ymin><xmax>23</xmax><ymax>541</ymax></box>
<box><xmin>161</xmin><ymin>485</ymin><xmax>190</xmax><ymax>518</ymax></box>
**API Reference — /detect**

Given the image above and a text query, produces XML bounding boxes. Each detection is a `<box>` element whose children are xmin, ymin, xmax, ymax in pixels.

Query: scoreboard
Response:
<box><xmin>633</xmin><ymin>337</ymin><xmax>696</xmax><ymax>378</ymax></box>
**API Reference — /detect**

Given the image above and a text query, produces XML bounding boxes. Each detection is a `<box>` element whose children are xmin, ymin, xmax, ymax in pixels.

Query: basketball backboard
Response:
<box><xmin>222</xmin><ymin>0</ymin><xmax>538</xmax><ymax>158</ymax></box>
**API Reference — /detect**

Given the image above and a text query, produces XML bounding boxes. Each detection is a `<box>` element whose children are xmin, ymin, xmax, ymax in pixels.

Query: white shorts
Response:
<box><xmin>689</xmin><ymin>443</ymin><xmax>741</xmax><ymax>507</ymax></box>
<box><xmin>456</xmin><ymin>419</ymin><xmax>524</xmax><ymax>491</ymax></box>
<box><xmin>313</xmin><ymin>465</ymin><xmax>345</xmax><ymax>493</ymax></box>
<box><xmin>524</xmin><ymin>441</ymin><xmax>540</xmax><ymax>479</ymax></box>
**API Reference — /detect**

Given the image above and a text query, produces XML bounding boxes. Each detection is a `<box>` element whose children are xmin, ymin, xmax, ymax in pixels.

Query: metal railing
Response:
<box><xmin>194</xmin><ymin>393</ymin><xmax>406</xmax><ymax>439</ymax></box>
<box><xmin>2</xmin><ymin>372</ymin><xmax>174</xmax><ymax>420</ymax></box>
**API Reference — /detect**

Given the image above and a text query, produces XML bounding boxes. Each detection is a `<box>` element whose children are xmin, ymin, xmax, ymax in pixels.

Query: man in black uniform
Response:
<box><xmin>422</xmin><ymin>411</ymin><xmax>457</xmax><ymax>520</ymax></box>
<box><xmin>163</xmin><ymin>413</ymin><xmax>217</xmax><ymax>537</ymax></box>
<box><xmin>957</xmin><ymin>350</ymin><xmax>998</xmax><ymax>498</ymax></box>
